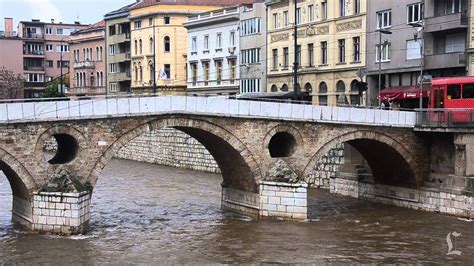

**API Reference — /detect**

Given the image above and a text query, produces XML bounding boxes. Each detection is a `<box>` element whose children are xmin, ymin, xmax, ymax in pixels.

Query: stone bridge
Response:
<box><xmin>0</xmin><ymin>96</ymin><xmax>471</xmax><ymax>234</ymax></box>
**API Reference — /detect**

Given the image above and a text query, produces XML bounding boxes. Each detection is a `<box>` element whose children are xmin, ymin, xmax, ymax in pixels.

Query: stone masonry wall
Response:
<box><xmin>259</xmin><ymin>181</ymin><xmax>307</xmax><ymax>220</ymax></box>
<box><xmin>307</xmin><ymin>143</ymin><xmax>345</xmax><ymax>188</ymax></box>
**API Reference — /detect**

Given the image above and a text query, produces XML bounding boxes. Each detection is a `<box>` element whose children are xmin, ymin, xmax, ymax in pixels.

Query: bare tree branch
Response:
<box><xmin>0</xmin><ymin>67</ymin><xmax>25</xmax><ymax>99</ymax></box>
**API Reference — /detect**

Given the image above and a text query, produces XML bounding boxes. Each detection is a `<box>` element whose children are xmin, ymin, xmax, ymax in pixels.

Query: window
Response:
<box><xmin>354</xmin><ymin>0</ymin><xmax>361</xmax><ymax>14</ymax></box>
<box><xmin>283</xmin><ymin>47</ymin><xmax>289</xmax><ymax>67</ymax></box>
<box><xmin>109</xmin><ymin>83</ymin><xmax>118</xmax><ymax>92</ymax></box>
<box><xmin>447</xmin><ymin>84</ymin><xmax>461</xmax><ymax>99</ymax></box>
<box><xmin>272</xmin><ymin>49</ymin><xmax>278</xmax><ymax>69</ymax></box>
<box><xmin>57</xmin><ymin>61</ymin><xmax>68</xmax><ymax>68</ymax></box>
<box><xmin>109</xmin><ymin>44</ymin><xmax>116</xmax><ymax>55</ymax></box>
<box><xmin>109</xmin><ymin>25</ymin><xmax>116</xmax><ymax>36</ymax></box>
<box><xmin>321</xmin><ymin>41</ymin><xmax>327</xmax><ymax>65</ymax></box>
<box><xmin>216</xmin><ymin>61</ymin><xmax>222</xmax><ymax>85</ymax></box>
<box><xmin>56</xmin><ymin>28</ymin><xmax>63</xmax><ymax>35</ymax></box>
<box><xmin>241</xmin><ymin>48</ymin><xmax>260</xmax><ymax>64</ymax></box>
<box><xmin>446</xmin><ymin>0</ymin><xmax>462</xmax><ymax>14</ymax></box>
<box><xmin>229</xmin><ymin>59</ymin><xmax>236</xmax><ymax>84</ymax></box>
<box><xmin>308</xmin><ymin>5</ymin><xmax>314</xmax><ymax>22</ymax></box>
<box><xmin>273</xmin><ymin>13</ymin><xmax>279</xmax><ymax>29</ymax></box>
<box><xmin>26</xmin><ymin>73</ymin><xmax>44</xmax><ymax>82</ymax></box>
<box><xmin>339</xmin><ymin>0</ymin><xmax>345</xmax><ymax>16</ymax></box>
<box><xmin>376</xmin><ymin>42</ymin><xmax>391</xmax><ymax>62</ymax></box>
<box><xmin>462</xmin><ymin>83</ymin><xmax>474</xmax><ymax>98</ymax></box>
<box><xmin>96</xmin><ymin>47</ymin><xmax>99</xmax><ymax>61</ymax></box>
<box><xmin>203</xmin><ymin>62</ymin><xmax>209</xmax><ymax>85</ymax></box>
<box><xmin>445</xmin><ymin>33</ymin><xmax>465</xmax><ymax>53</ymax></box>
<box><xmin>353</xmin><ymin>37</ymin><xmax>360</xmax><ymax>62</ymax></box>
<box><xmin>109</xmin><ymin>63</ymin><xmax>117</xmax><ymax>73</ymax></box>
<box><xmin>163</xmin><ymin>36</ymin><xmax>170</xmax><ymax>52</ymax></box>
<box><xmin>139</xmin><ymin>39</ymin><xmax>142</xmax><ymax>54</ymax></box>
<box><xmin>377</xmin><ymin>10</ymin><xmax>392</xmax><ymax>29</ymax></box>
<box><xmin>149</xmin><ymin>18</ymin><xmax>153</xmax><ymax>26</ymax></box>
<box><xmin>56</xmin><ymin>45</ymin><xmax>69</xmax><ymax>52</ymax></box>
<box><xmin>204</xmin><ymin>35</ymin><xmax>209</xmax><ymax>50</ymax></box>
<box><xmin>164</xmin><ymin>64</ymin><xmax>170</xmax><ymax>79</ymax></box>
<box><xmin>139</xmin><ymin>66</ymin><xmax>143</xmax><ymax>81</ymax></box>
<box><xmin>283</xmin><ymin>11</ymin><xmax>288</xmax><ymax>27</ymax></box>
<box><xmin>308</xmin><ymin>44</ymin><xmax>314</xmax><ymax>67</ymax></box>
<box><xmin>134</xmin><ymin>20</ymin><xmax>142</xmax><ymax>29</ymax></box>
<box><xmin>296</xmin><ymin>8</ymin><xmax>301</xmax><ymax>25</ymax></box>
<box><xmin>407</xmin><ymin>3</ymin><xmax>423</xmax><ymax>24</ymax></box>
<box><xmin>150</xmin><ymin>37</ymin><xmax>154</xmax><ymax>53</ymax></box>
<box><xmin>134</xmin><ymin>40</ymin><xmax>138</xmax><ymax>55</ymax></box>
<box><xmin>45</xmin><ymin>28</ymin><xmax>52</xmax><ymax>35</ymax></box>
<box><xmin>240</xmin><ymin>79</ymin><xmax>261</xmax><ymax>94</ymax></box>
<box><xmin>192</xmin><ymin>37</ymin><xmax>197</xmax><ymax>52</ymax></box>
<box><xmin>406</xmin><ymin>40</ymin><xmax>421</xmax><ymax>59</ymax></box>
<box><xmin>164</xmin><ymin>16</ymin><xmax>170</xmax><ymax>25</ymax></box>
<box><xmin>319</xmin><ymin>82</ymin><xmax>328</xmax><ymax>105</ymax></box>
<box><xmin>46</xmin><ymin>44</ymin><xmax>53</xmax><ymax>52</ymax></box>
<box><xmin>241</xmin><ymin>18</ymin><xmax>261</xmax><ymax>35</ymax></box>
<box><xmin>46</xmin><ymin>60</ymin><xmax>53</xmax><ymax>67</ymax></box>
<box><xmin>191</xmin><ymin>63</ymin><xmax>197</xmax><ymax>86</ymax></box>
<box><xmin>296</xmin><ymin>45</ymin><xmax>301</xmax><ymax>66</ymax></box>
<box><xmin>322</xmin><ymin>1</ymin><xmax>328</xmax><ymax>20</ymax></box>
<box><xmin>230</xmin><ymin>31</ymin><xmax>235</xmax><ymax>47</ymax></box>
<box><xmin>216</xmin><ymin>33</ymin><xmax>222</xmax><ymax>48</ymax></box>
<box><xmin>338</xmin><ymin>39</ymin><xmax>345</xmax><ymax>63</ymax></box>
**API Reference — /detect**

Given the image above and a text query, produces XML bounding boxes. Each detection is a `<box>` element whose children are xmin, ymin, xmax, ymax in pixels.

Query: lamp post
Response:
<box><xmin>410</xmin><ymin>21</ymin><xmax>424</xmax><ymax>109</ymax></box>
<box><xmin>293</xmin><ymin>0</ymin><xmax>299</xmax><ymax>100</ymax></box>
<box><xmin>377</xmin><ymin>29</ymin><xmax>392</xmax><ymax>108</ymax></box>
<box><xmin>59</xmin><ymin>37</ymin><xmax>69</xmax><ymax>97</ymax></box>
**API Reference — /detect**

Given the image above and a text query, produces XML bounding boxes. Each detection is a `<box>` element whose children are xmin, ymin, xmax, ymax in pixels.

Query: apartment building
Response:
<box><xmin>17</xmin><ymin>19</ymin><xmax>88</xmax><ymax>97</ymax></box>
<box><xmin>366</xmin><ymin>0</ymin><xmax>470</xmax><ymax>108</ymax></box>
<box><xmin>0</xmin><ymin>18</ymin><xmax>23</xmax><ymax>76</ymax></box>
<box><xmin>104</xmin><ymin>2</ymin><xmax>136</xmax><ymax>94</ymax></box>
<box><xmin>68</xmin><ymin>21</ymin><xmax>106</xmax><ymax>96</ymax></box>
<box><xmin>266</xmin><ymin>0</ymin><xmax>366</xmax><ymax>105</ymax></box>
<box><xmin>128</xmin><ymin>0</ymin><xmax>247</xmax><ymax>95</ymax></box>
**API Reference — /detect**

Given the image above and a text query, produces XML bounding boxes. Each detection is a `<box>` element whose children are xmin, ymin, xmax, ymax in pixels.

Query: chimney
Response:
<box><xmin>4</xmin><ymin>18</ymin><xmax>13</xmax><ymax>36</ymax></box>
<box><xmin>51</xmin><ymin>18</ymin><xmax>55</xmax><ymax>23</ymax></box>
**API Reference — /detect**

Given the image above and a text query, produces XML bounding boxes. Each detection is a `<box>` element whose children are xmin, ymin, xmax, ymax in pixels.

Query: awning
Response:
<box><xmin>379</xmin><ymin>85</ymin><xmax>430</xmax><ymax>101</ymax></box>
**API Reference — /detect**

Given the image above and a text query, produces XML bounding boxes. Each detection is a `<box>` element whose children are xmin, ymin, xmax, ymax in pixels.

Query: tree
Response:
<box><xmin>0</xmin><ymin>67</ymin><xmax>25</xmax><ymax>99</ymax></box>
<box><xmin>43</xmin><ymin>75</ymin><xmax>69</xmax><ymax>98</ymax></box>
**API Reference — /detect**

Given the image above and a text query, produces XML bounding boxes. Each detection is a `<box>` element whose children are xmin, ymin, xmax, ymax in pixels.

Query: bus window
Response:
<box><xmin>434</xmin><ymin>89</ymin><xmax>444</xmax><ymax>108</ymax></box>
<box><xmin>462</xmin><ymin>83</ymin><xmax>474</xmax><ymax>99</ymax></box>
<box><xmin>447</xmin><ymin>84</ymin><xmax>461</xmax><ymax>99</ymax></box>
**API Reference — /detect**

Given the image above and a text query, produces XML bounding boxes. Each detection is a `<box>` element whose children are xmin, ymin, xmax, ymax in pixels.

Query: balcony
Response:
<box><xmin>24</xmin><ymin>33</ymin><xmax>44</xmax><ymax>39</ymax></box>
<box><xmin>424</xmin><ymin>52</ymin><xmax>466</xmax><ymax>69</ymax></box>
<box><xmin>73</xmin><ymin>61</ymin><xmax>95</xmax><ymax>69</ymax></box>
<box><xmin>67</xmin><ymin>86</ymin><xmax>106</xmax><ymax>95</ymax></box>
<box><xmin>109</xmin><ymin>71</ymin><xmax>131</xmax><ymax>82</ymax></box>
<box><xmin>24</xmin><ymin>50</ymin><xmax>45</xmax><ymax>57</ymax></box>
<box><xmin>23</xmin><ymin>66</ymin><xmax>45</xmax><ymax>71</ymax></box>
<box><xmin>424</xmin><ymin>12</ymin><xmax>468</xmax><ymax>33</ymax></box>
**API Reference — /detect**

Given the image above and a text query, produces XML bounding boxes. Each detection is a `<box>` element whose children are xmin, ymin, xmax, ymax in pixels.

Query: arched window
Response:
<box><xmin>319</xmin><ymin>82</ymin><xmax>328</xmax><ymax>93</ymax></box>
<box><xmin>271</xmin><ymin>84</ymin><xmax>278</xmax><ymax>92</ymax></box>
<box><xmin>96</xmin><ymin>47</ymin><xmax>99</xmax><ymax>61</ymax></box>
<box><xmin>149</xmin><ymin>65</ymin><xmax>154</xmax><ymax>83</ymax></box>
<box><xmin>134</xmin><ymin>40</ymin><xmax>138</xmax><ymax>55</ymax></box>
<box><xmin>96</xmin><ymin>72</ymin><xmax>100</xmax><ymax>86</ymax></box>
<box><xmin>100</xmin><ymin>46</ymin><xmax>103</xmax><ymax>60</ymax></box>
<box><xmin>76</xmin><ymin>72</ymin><xmax>79</xmax><ymax>87</ymax></box>
<box><xmin>139</xmin><ymin>39</ymin><xmax>142</xmax><ymax>54</ymax></box>
<box><xmin>83</xmin><ymin>48</ymin><xmax>86</xmax><ymax>61</ymax></box>
<box><xmin>336</xmin><ymin>80</ymin><xmax>345</xmax><ymax>92</ymax></box>
<box><xmin>100</xmin><ymin>72</ymin><xmax>103</xmax><ymax>87</ymax></box>
<box><xmin>135</xmin><ymin>66</ymin><xmax>138</xmax><ymax>81</ymax></box>
<box><xmin>281</xmin><ymin>84</ymin><xmax>289</xmax><ymax>92</ymax></box>
<box><xmin>139</xmin><ymin>66</ymin><xmax>143</xmax><ymax>81</ymax></box>
<box><xmin>304</xmin><ymin>83</ymin><xmax>313</xmax><ymax>93</ymax></box>
<box><xmin>318</xmin><ymin>81</ymin><xmax>328</xmax><ymax>106</ymax></box>
<box><xmin>164</xmin><ymin>36</ymin><xmax>170</xmax><ymax>52</ymax></box>
<box><xmin>350</xmin><ymin>80</ymin><xmax>359</xmax><ymax>92</ymax></box>
<box><xmin>90</xmin><ymin>73</ymin><xmax>94</xmax><ymax>87</ymax></box>
<box><xmin>149</xmin><ymin>37</ymin><xmax>154</xmax><ymax>53</ymax></box>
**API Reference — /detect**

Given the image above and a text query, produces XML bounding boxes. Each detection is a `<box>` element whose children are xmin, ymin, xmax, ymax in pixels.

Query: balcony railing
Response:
<box><xmin>68</xmin><ymin>86</ymin><xmax>106</xmax><ymax>95</ymax></box>
<box><xmin>25</xmin><ymin>33</ymin><xmax>43</xmax><ymax>39</ymax></box>
<box><xmin>24</xmin><ymin>50</ymin><xmax>45</xmax><ymax>56</ymax></box>
<box><xmin>424</xmin><ymin>12</ymin><xmax>468</xmax><ymax>33</ymax></box>
<box><xmin>24</xmin><ymin>66</ymin><xmax>44</xmax><ymax>71</ymax></box>
<box><xmin>73</xmin><ymin>61</ymin><xmax>95</xmax><ymax>69</ymax></box>
<box><xmin>424</xmin><ymin>52</ymin><xmax>466</xmax><ymax>69</ymax></box>
<box><xmin>416</xmin><ymin>109</ymin><xmax>474</xmax><ymax>128</ymax></box>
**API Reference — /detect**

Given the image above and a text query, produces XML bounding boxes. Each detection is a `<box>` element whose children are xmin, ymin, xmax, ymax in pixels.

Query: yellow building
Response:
<box><xmin>129</xmin><ymin>1</ymin><xmax>235</xmax><ymax>95</ymax></box>
<box><xmin>267</xmin><ymin>0</ymin><xmax>366</xmax><ymax>105</ymax></box>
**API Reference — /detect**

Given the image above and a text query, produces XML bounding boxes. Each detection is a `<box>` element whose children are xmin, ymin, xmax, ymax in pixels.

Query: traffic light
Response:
<box><xmin>357</xmin><ymin>81</ymin><xmax>368</xmax><ymax>96</ymax></box>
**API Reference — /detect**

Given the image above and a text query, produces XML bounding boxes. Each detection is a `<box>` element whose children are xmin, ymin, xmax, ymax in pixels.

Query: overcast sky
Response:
<box><xmin>0</xmin><ymin>0</ymin><xmax>134</xmax><ymax>29</ymax></box>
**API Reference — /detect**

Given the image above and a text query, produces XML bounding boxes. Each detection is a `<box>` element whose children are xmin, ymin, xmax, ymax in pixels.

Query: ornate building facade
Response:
<box><xmin>266</xmin><ymin>0</ymin><xmax>366</xmax><ymax>105</ymax></box>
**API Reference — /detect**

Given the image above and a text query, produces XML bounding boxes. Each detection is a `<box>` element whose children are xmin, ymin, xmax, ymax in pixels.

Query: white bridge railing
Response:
<box><xmin>0</xmin><ymin>96</ymin><xmax>416</xmax><ymax>128</ymax></box>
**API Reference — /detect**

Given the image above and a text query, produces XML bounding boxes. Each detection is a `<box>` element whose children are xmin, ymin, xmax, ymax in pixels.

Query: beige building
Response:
<box><xmin>128</xmin><ymin>0</ymin><xmax>245</xmax><ymax>95</ymax></box>
<box><xmin>267</xmin><ymin>0</ymin><xmax>366</xmax><ymax>105</ymax></box>
<box><xmin>68</xmin><ymin>21</ymin><xmax>106</xmax><ymax>96</ymax></box>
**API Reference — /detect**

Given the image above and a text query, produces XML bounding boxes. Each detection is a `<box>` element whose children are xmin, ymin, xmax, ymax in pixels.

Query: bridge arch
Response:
<box><xmin>88</xmin><ymin>116</ymin><xmax>262</xmax><ymax>192</ymax></box>
<box><xmin>0</xmin><ymin>148</ymin><xmax>37</xmax><ymax>199</ymax></box>
<box><xmin>303</xmin><ymin>130</ymin><xmax>421</xmax><ymax>188</ymax></box>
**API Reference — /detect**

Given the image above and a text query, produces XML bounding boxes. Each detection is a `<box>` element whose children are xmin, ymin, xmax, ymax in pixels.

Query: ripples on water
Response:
<box><xmin>0</xmin><ymin>159</ymin><xmax>472</xmax><ymax>264</ymax></box>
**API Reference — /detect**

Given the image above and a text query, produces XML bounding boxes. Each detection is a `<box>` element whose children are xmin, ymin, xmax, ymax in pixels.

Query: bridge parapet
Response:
<box><xmin>0</xmin><ymin>96</ymin><xmax>416</xmax><ymax>128</ymax></box>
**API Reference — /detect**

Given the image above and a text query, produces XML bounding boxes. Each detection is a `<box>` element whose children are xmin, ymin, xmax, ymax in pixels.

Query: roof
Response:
<box><xmin>104</xmin><ymin>1</ymin><xmax>138</xmax><ymax>19</ymax></box>
<box><xmin>432</xmin><ymin>77</ymin><xmax>474</xmax><ymax>86</ymax></box>
<box><xmin>71</xmin><ymin>20</ymin><xmax>105</xmax><ymax>35</ymax></box>
<box><xmin>131</xmin><ymin>0</ymin><xmax>252</xmax><ymax>10</ymax></box>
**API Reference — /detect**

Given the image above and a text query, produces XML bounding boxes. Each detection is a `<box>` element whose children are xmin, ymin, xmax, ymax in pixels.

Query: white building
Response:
<box><xmin>184</xmin><ymin>6</ymin><xmax>241</xmax><ymax>96</ymax></box>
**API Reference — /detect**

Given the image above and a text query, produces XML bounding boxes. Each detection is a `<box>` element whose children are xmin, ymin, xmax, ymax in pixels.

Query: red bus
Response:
<box><xmin>429</xmin><ymin>76</ymin><xmax>474</xmax><ymax>125</ymax></box>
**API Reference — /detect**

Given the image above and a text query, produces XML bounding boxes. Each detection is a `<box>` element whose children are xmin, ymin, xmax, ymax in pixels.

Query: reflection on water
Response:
<box><xmin>0</xmin><ymin>159</ymin><xmax>472</xmax><ymax>264</ymax></box>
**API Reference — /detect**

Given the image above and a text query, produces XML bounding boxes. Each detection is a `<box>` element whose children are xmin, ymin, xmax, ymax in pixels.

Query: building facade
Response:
<box><xmin>184</xmin><ymin>6</ymin><xmax>241</xmax><ymax>96</ymax></box>
<box><xmin>68</xmin><ymin>21</ymin><xmax>106</xmax><ymax>96</ymax></box>
<box><xmin>266</xmin><ymin>0</ymin><xmax>367</xmax><ymax>106</ymax></box>
<box><xmin>17</xmin><ymin>19</ymin><xmax>88</xmax><ymax>97</ymax></box>
<box><xmin>366</xmin><ymin>0</ymin><xmax>470</xmax><ymax>108</ymax></box>
<box><xmin>104</xmin><ymin>3</ymin><xmax>135</xmax><ymax>94</ymax></box>
<box><xmin>1</xmin><ymin>18</ymin><xmax>23</xmax><ymax>76</ymax></box>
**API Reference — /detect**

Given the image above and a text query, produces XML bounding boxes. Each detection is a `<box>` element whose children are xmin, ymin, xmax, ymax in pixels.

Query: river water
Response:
<box><xmin>0</xmin><ymin>159</ymin><xmax>473</xmax><ymax>264</ymax></box>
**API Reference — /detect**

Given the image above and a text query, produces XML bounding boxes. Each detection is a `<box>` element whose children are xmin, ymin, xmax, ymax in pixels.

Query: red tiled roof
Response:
<box><xmin>131</xmin><ymin>0</ymin><xmax>252</xmax><ymax>9</ymax></box>
<box><xmin>72</xmin><ymin>20</ymin><xmax>105</xmax><ymax>35</ymax></box>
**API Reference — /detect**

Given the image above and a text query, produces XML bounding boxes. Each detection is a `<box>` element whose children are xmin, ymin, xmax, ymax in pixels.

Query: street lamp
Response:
<box><xmin>410</xmin><ymin>21</ymin><xmax>424</xmax><ymax>109</ymax></box>
<box><xmin>377</xmin><ymin>29</ymin><xmax>392</xmax><ymax>108</ymax></box>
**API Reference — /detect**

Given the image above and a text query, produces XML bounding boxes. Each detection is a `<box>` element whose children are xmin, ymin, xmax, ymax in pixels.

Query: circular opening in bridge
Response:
<box><xmin>44</xmin><ymin>134</ymin><xmax>79</xmax><ymax>164</ymax></box>
<box><xmin>268</xmin><ymin>132</ymin><xmax>296</xmax><ymax>158</ymax></box>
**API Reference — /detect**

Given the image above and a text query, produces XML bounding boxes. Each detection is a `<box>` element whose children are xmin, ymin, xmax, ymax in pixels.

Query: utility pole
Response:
<box><xmin>377</xmin><ymin>29</ymin><xmax>392</xmax><ymax>108</ymax></box>
<box><xmin>293</xmin><ymin>0</ymin><xmax>299</xmax><ymax>100</ymax></box>
<box><xmin>60</xmin><ymin>46</ymin><xmax>63</xmax><ymax>96</ymax></box>
<box><xmin>153</xmin><ymin>20</ymin><xmax>157</xmax><ymax>94</ymax></box>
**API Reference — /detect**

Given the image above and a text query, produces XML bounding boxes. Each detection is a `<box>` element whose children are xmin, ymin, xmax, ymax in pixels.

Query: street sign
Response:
<box><xmin>356</xmin><ymin>68</ymin><xmax>367</xmax><ymax>79</ymax></box>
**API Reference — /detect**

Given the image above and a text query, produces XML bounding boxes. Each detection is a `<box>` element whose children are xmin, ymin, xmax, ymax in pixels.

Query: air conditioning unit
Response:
<box><xmin>228</xmin><ymin>47</ymin><xmax>236</xmax><ymax>54</ymax></box>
